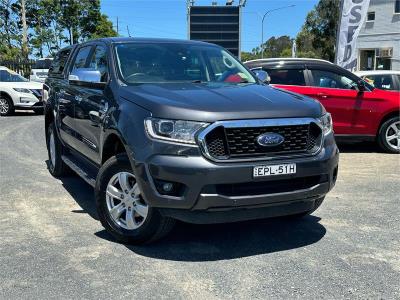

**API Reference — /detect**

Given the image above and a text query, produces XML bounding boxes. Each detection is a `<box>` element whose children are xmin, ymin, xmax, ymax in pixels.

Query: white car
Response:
<box><xmin>0</xmin><ymin>66</ymin><xmax>44</xmax><ymax>116</ymax></box>
<box><xmin>29</xmin><ymin>58</ymin><xmax>53</xmax><ymax>83</ymax></box>
<box><xmin>355</xmin><ymin>70</ymin><xmax>400</xmax><ymax>91</ymax></box>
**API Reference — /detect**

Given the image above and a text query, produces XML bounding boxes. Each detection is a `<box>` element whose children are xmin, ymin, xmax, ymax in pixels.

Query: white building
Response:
<box><xmin>356</xmin><ymin>0</ymin><xmax>400</xmax><ymax>70</ymax></box>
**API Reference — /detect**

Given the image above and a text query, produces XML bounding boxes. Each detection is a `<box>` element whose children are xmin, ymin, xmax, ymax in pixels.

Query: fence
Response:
<box><xmin>0</xmin><ymin>59</ymin><xmax>36</xmax><ymax>78</ymax></box>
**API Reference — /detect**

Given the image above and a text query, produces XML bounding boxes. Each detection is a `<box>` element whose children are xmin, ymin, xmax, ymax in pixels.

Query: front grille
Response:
<box><xmin>213</xmin><ymin>175</ymin><xmax>326</xmax><ymax>196</ymax></box>
<box><xmin>202</xmin><ymin>120</ymin><xmax>322</xmax><ymax>160</ymax></box>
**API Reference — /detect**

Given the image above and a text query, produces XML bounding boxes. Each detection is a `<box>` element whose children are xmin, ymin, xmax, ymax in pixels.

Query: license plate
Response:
<box><xmin>253</xmin><ymin>164</ymin><xmax>296</xmax><ymax>177</ymax></box>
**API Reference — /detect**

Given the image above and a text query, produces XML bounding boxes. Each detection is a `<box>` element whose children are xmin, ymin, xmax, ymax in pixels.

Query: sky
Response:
<box><xmin>101</xmin><ymin>0</ymin><xmax>319</xmax><ymax>52</ymax></box>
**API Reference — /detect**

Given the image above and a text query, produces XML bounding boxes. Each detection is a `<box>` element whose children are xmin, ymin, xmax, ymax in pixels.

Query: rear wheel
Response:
<box><xmin>95</xmin><ymin>154</ymin><xmax>175</xmax><ymax>244</ymax></box>
<box><xmin>377</xmin><ymin>116</ymin><xmax>400</xmax><ymax>153</ymax></box>
<box><xmin>46</xmin><ymin>122</ymin><xmax>70</xmax><ymax>177</ymax></box>
<box><xmin>0</xmin><ymin>96</ymin><xmax>14</xmax><ymax>116</ymax></box>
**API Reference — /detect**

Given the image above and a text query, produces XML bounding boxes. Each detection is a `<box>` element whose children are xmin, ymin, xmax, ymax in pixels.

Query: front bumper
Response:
<box><xmin>133</xmin><ymin>134</ymin><xmax>339</xmax><ymax>224</ymax></box>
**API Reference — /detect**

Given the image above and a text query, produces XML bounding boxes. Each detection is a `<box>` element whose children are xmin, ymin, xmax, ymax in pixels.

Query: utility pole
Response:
<box><xmin>260</xmin><ymin>5</ymin><xmax>295</xmax><ymax>59</ymax></box>
<box><xmin>21</xmin><ymin>0</ymin><xmax>28</xmax><ymax>59</ymax></box>
<box><xmin>70</xmin><ymin>27</ymin><xmax>74</xmax><ymax>45</ymax></box>
<box><xmin>116</xmin><ymin>17</ymin><xmax>119</xmax><ymax>35</ymax></box>
<box><xmin>127</xmin><ymin>25</ymin><xmax>131</xmax><ymax>37</ymax></box>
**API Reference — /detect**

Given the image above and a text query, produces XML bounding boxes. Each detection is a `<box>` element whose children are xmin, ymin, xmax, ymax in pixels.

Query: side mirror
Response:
<box><xmin>68</xmin><ymin>68</ymin><xmax>106</xmax><ymax>89</ymax></box>
<box><xmin>251</xmin><ymin>68</ymin><xmax>271</xmax><ymax>84</ymax></box>
<box><xmin>357</xmin><ymin>79</ymin><xmax>367</xmax><ymax>92</ymax></box>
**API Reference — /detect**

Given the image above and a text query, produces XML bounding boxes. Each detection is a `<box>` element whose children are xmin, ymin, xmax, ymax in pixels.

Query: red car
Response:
<box><xmin>245</xmin><ymin>58</ymin><xmax>400</xmax><ymax>153</ymax></box>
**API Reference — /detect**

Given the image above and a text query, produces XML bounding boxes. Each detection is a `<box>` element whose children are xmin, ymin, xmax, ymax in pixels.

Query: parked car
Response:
<box><xmin>0</xmin><ymin>66</ymin><xmax>44</xmax><ymax>116</ymax></box>
<box><xmin>44</xmin><ymin>38</ymin><xmax>339</xmax><ymax>244</ymax></box>
<box><xmin>244</xmin><ymin>58</ymin><xmax>400</xmax><ymax>153</ymax></box>
<box><xmin>30</xmin><ymin>58</ymin><xmax>53</xmax><ymax>83</ymax></box>
<box><xmin>354</xmin><ymin>70</ymin><xmax>400</xmax><ymax>92</ymax></box>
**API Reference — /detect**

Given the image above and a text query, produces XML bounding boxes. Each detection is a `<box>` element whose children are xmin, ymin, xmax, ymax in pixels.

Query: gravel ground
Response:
<box><xmin>0</xmin><ymin>112</ymin><xmax>399</xmax><ymax>299</ymax></box>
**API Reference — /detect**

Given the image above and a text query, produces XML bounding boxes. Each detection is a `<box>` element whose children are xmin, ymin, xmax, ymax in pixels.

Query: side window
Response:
<box><xmin>71</xmin><ymin>46</ymin><xmax>92</xmax><ymax>72</ymax></box>
<box><xmin>263</xmin><ymin>69</ymin><xmax>306</xmax><ymax>86</ymax></box>
<box><xmin>363</xmin><ymin>75</ymin><xmax>394</xmax><ymax>90</ymax></box>
<box><xmin>89</xmin><ymin>46</ymin><xmax>109</xmax><ymax>82</ymax></box>
<box><xmin>311</xmin><ymin>69</ymin><xmax>357</xmax><ymax>90</ymax></box>
<box><xmin>48</xmin><ymin>49</ymin><xmax>71</xmax><ymax>77</ymax></box>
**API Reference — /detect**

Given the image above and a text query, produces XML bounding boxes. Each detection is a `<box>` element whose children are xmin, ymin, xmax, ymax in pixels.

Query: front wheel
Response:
<box><xmin>377</xmin><ymin>116</ymin><xmax>400</xmax><ymax>153</ymax></box>
<box><xmin>0</xmin><ymin>96</ymin><xmax>14</xmax><ymax>116</ymax></box>
<box><xmin>95</xmin><ymin>154</ymin><xmax>175</xmax><ymax>244</ymax></box>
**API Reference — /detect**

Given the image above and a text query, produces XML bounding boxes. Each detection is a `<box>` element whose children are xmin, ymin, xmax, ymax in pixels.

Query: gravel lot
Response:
<box><xmin>0</xmin><ymin>112</ymin><xmax>399</xmax><ymax>299</ymax></box>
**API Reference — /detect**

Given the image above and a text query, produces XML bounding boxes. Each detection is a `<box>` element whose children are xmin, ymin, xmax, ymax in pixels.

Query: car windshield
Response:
<box><xmin>114</xmin><ymin>42</ymin><xmax>256</xmax><ymax>84</ymax></box>
<box><xmin>0</xmin><ymin>70</ymin><xmax>29</xmax><ymax>82</ymax></box>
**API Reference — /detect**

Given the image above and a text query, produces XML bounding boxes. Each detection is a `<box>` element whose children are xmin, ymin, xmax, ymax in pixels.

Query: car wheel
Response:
<box><xmin>46</xmin><ymin>122</ymin><xmax>70</xmax><ymax>177</ymax></box>
<box><xmin>377</xmin><ymin>116</ymin><xmax>400</xmax><ymax>154</ymax></box>
<box><xmin>95</xmin><ymin>154</ymin><xmax>175</xmax><ymax>244</ymax></box>
<box><xmin>285</xmin><ymin>197</ymin><xmax>325</xmax><ymax>220</ymax></box>
<box><xmin>0</xmin><ymin>96</ymin><xmax>14</xmax><ymax>116</ymax></box>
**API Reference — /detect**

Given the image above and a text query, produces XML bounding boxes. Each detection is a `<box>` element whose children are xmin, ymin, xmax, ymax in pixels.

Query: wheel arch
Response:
<box><xmin>377</xmin><ymin>110</ymin><xmax>400</xmax><ymax>136</ymax></box>
<box><xmin>101</xmin><ymin>132</ymin><xmax>129</xmax><ymax>164</ymax></box>
<box><xmin>0</xmin><ymin>91</ymin><xmax>13</xmax><ymax>103</ymax></box>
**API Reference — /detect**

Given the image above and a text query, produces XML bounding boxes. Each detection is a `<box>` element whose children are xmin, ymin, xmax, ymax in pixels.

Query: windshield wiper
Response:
<box><xmin>191</xmin><ymin>80</ymin><xmax>203</xmax><ymax>83</ymax></box>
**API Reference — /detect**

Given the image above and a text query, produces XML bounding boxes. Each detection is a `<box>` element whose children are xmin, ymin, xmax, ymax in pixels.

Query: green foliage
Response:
<box><xmin>302</xmin><ymin>0</ymin><xmax>340</xmax><ymax>62</ymax></box>
<box><xmin>241</xmin><ymin>0</ymin><xmax>340</xmax><ymax>62</ymax></box>
<box><xmin>0</xmin><ymin>0</ymin><xmax>117</xmax><ymax>59</ymax></box>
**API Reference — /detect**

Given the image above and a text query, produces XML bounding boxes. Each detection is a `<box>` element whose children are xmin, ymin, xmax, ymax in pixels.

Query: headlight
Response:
<box><xmin>13</xmin><ymin>88</ymin><xmax>32</xmax><ymax>93</ymax></box>
<box><xmin>319</xmin><ymin>113</ymin><xmax>333</xmax><ymax>135</ymax></box>
<box><xmin>145</xmin><ymin>118</ymin><xmax>208</xmax><ymax>144</ymax></box>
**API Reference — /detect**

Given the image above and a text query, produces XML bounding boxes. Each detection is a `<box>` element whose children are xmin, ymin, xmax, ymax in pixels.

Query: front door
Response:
<box><xmin>69</xmin><ymin>44</ymin><xmax>111</xmax><ymax>164</ymax></box>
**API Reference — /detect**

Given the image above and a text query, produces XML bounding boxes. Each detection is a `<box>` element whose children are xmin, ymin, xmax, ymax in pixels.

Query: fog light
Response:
<box><xmin>154</xmin><ymin>179</ymin><xmax>185</xmax><ymax>196</ymax></box>
<box><xmin>162</xmin><ymin>182</ymin><xmax>174</xmax><ymax>192</ymax></box>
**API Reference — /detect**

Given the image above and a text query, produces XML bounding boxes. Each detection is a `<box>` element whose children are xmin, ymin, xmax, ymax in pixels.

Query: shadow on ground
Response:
<box><xmin>96</xmin><ymin>215</ymin><xmax>326</xmax><ymax>261</ymax></box>
<box><xmin>336</xmin><ymin>141</ymin><xmax>380</xmax><ymax>153</ymax></box>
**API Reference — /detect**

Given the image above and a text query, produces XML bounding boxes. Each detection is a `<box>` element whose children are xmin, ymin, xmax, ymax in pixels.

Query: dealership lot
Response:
<box><xmin>0</xmin><ymin>113</ymin><xmax>399</xmax><ymax>299</ymax></box>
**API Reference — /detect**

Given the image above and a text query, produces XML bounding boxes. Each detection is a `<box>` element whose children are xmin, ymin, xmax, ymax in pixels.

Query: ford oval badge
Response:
<box><xmin>257</xmin><ymin>132</ymin><xmax>285</xmax><ymax>147</ymax></box>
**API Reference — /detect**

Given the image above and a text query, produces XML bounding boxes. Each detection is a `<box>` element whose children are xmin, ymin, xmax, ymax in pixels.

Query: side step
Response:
<box><xmin>61</xmin><ymin>155</ymin><xmax>97</xmax><ymax>188</ymax></box>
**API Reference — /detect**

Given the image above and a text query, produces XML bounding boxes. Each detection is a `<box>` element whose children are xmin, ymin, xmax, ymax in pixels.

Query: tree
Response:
<box><xmin>302</xmin><ymin>0</ymin><xmax>340</xmax><ymax>62</ymax></box>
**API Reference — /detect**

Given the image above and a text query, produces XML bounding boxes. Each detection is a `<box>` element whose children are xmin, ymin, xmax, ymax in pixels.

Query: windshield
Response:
<box><xmin>33</xmin><ymin>59</ymin><xmax>53</xmax><ymax>69</ymax></box>
<box><xmin>114</xmin><ymin>42</ymin><xmax>256</xmax><ymax>84</ymax></box>
<box><xmin>0</xmin><ymin>70</ymin><xmax>29</xmax><ymax>82</ymax></box>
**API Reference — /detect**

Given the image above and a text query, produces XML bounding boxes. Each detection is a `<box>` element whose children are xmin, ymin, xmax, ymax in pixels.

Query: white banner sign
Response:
<box><xmin>336</xmin><ymin>0</ymin><xmax>370</xmax><ymax>70</ymax></box>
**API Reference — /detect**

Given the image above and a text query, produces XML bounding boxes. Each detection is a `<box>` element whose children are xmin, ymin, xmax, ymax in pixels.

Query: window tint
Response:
<box><xmin>71</xmin><ymin>46</ymin><xmax>92</xmax><ymax>71</ymax></box>
<box><xmin>263</xmin><ymin>69</ymin><xmax>305</xmax><ymax>86</ymax></box>
<box><xmin>48</xmin><ymin>49</ymin><xmax>71</xmax><ymax>77</ymax></box>
<box><xmin>0</xmin><ymin>70</ymin><xmax>28</xmax><ymax>82</ymax></box>
<box><xmin>367</xmin><ymin>12</ymin><xmax>375</xmax><ymax>21</ymax></box>
<box><xmin>311</xmin><ymin>70</ymin><xmax>358</xmax><ymax>90</ymax></box>
<box><xmin>89</xmin><ymin>46</ymin><xmax>109</xmax><ymax>82</ymax></box>
<box><xmin>395</xmin><ymin>0</ymin><xmax>400</xmax><ymax>13</ymax></box>
<box><xmin>363</xmin><ymin>74</ymin><xmax>395</xmax><ymax>90</ymax></box>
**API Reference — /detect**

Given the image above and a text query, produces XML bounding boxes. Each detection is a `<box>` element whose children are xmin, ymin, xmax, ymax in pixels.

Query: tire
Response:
<box><xmin>0</xmin><ymin>95</ymin><xmax>14</xmax><ymax>116</ymax></box>
<box><xmin>95</xmin><ymin>154</ymin><xmax>175</xmax><ymax>244</ymax></box>
<box><xmin>34</xmin><ymin>108</ymin><xmax>44</xmax><ymax>115</ymax></box>
<box><xmin>285</xmin><ymin>197</ymin><xmax>325</xmax><ymax>220</ymax></box>
<box><xmin>46</xmin><ymin>122</ymin><xmax>70</xmax><ymax>177</ymax></box>
<box><xmin>377</xmin><ymin>116</ymin><xmax>400</xmax><ymax>154</ymax></box>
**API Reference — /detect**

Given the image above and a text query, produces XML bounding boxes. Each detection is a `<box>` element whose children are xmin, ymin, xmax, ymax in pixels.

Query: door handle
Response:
<box><xmin>317</xmin><ymin>93</ymin><xmax>329</xmax><ymax>99</ymax></box>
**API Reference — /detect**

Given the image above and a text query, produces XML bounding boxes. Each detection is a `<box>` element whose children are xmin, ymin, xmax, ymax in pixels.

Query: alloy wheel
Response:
<box><xmin>49</xmin><ymin>130</ymin><xmax>56</xmax><ymax>169</ymax></box>
<box><xmin>385</xmin><ymin>121</ymin><xmax>400</xmax><ymax>151</ymax></box>
<box><xmin>0</xmin><ymin>98</ymin><xmax>9</xmax><ymax>115</ymax></box>
<box><xmin>106</xmin><ymin>172</ymin><xmax>148</xmax><ymax>230</ymax></box>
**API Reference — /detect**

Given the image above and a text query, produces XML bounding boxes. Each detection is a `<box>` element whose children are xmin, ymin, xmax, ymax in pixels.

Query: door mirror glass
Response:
<box><xmin>251</xmin><ymin>68</ymin><xmax>270</xmax><ymax>83</ymax></box>
<box><xmin>69</xmin><ymin>68</ymin><xmax>102</xmax><ymax>83</ymax></box>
